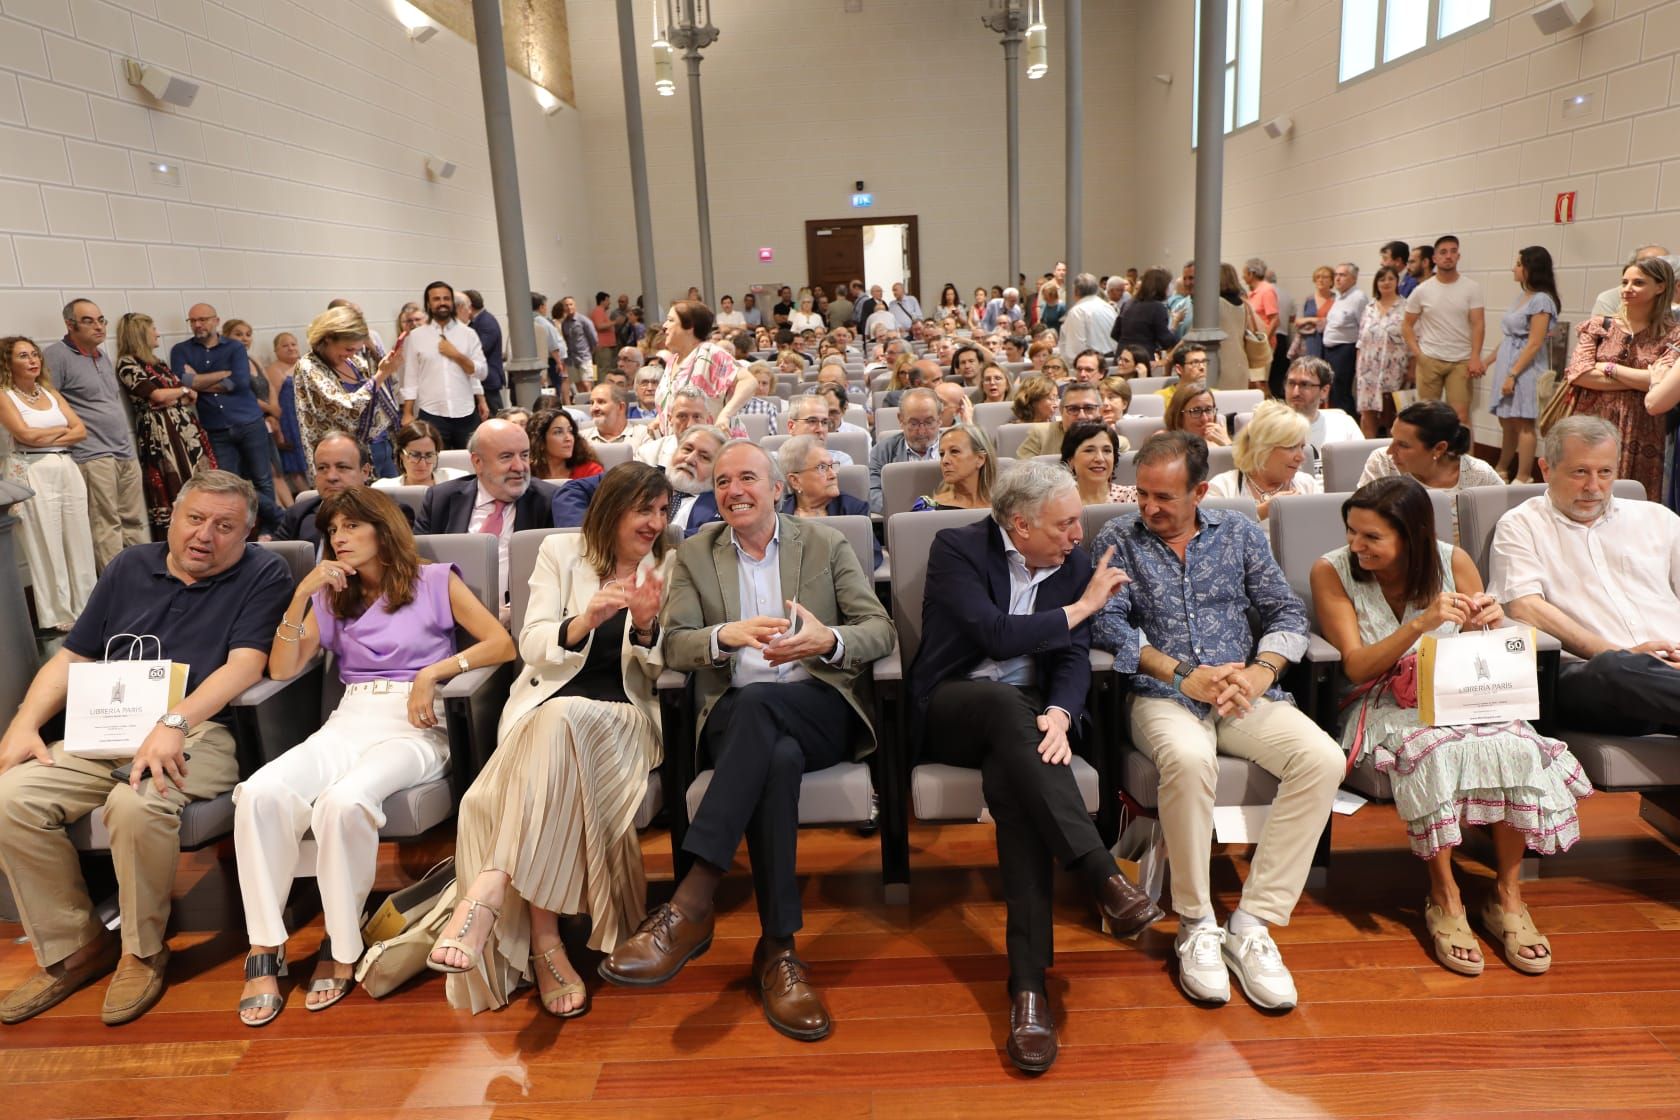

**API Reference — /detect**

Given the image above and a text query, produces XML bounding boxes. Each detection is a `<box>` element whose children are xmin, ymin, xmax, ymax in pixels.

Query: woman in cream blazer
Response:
<box><xmin>431</xmin><ymin>463</ymin><xmax>676</xmax><ymax>1019</ymax></box>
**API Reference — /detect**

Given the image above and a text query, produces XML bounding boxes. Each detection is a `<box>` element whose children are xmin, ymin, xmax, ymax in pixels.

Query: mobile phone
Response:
<box><xmin>111</xmin><ymin>753</ymin><xmax>191</xmax><ymax>784</ymax></box>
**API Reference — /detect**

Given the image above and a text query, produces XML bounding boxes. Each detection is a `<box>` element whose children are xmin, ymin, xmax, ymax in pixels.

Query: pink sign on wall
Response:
<box><xmin>758</xmin><ymin>247</ymin><xmax>774</xmax><ymax>262</ymax></box>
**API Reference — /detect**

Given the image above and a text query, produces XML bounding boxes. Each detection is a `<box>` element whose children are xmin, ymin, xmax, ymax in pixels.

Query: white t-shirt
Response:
<box><xmin>1308</xmin><ymin>409</ymin><xmax>1364</xmax><ymax>446</ymax></box>
<box><xmin>1205</xmin><ymin>469</ymin><xmax>1321</xmax><ymax>500</ymax></box>
<box><xmin>1405</xmin><ymin>275</ymin><xmax>1485</xmax><ymax>362</ymax></box>
<box><xmin>716</xmin><ymin>310</ymin><xmax>747</xmax><ymax>330</ymax></box>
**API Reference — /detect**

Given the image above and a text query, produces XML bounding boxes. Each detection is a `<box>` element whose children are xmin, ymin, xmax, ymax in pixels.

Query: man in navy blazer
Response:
<box><xmin>271</xmin><ymin>431</ymin><xmax>412</xmax><ymax>549</ymax></box>
<box><xmin>905</xmin><ymin>459</ymin><xmax>1162</xmax><ymax>1074</ymax></box>
<box><xmin>552</xmin><ymin>425</ymin><xmax>726</xmax><ymax>538</ymax></box>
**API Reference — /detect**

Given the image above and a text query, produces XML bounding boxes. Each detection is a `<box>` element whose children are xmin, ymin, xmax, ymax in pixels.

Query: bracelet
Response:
<box><xmin>1248</xmin><ymin>659</ymin><xmax>1280</xmax><ymax>685</ymax></box>
<box><xmin>276</xmin><ymin>619</ymin><xmax>305</xmax><ymax>640</ymax></box>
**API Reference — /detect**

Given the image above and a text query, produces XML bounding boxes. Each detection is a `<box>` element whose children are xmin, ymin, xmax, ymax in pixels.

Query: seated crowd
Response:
<box><xmin>0</xmin><ymin>250</ymin><xmax>1676</xmax><ymax>1074</ymax></box>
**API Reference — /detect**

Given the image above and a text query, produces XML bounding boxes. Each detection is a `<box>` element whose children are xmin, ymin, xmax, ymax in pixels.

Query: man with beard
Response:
<box><xmin>551</xmin><ymin>425</ymin><xmax>726</xmax><ymax>538</ymax></box>
<box><xmin>415</xmin><ymin>419</ymin><xmax>555</xmax><ymax>622</ymax></box>
<box><xmin>399</xmin><ymin>280</ymin><xmax>489</xmax><ymax>450</ymax></box>
<box><xmin>638</xmin><ymin>386</ymin><xmax>712</xmax><ymax>470</ymax></box>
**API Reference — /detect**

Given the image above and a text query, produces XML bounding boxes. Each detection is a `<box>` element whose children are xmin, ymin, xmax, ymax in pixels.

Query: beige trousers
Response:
<box><xmin>1128</xmin><ymin>696</ymin><xmax>1342</xmax><ymax>926</ymax></box>
<box><xmin>0</xmin><ymin>722</ymin><xmax>239</xmax><ymax>965</ymax></box>
<box><xmin>77</xmin><ymin>456</ymin><xmax>148</xmax><ymax>570</ymax></box>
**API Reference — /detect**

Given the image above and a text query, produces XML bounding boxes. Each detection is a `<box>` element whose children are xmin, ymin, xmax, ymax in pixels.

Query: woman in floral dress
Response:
<box><xmin>113</xmin><ymin>312</ymin><xmax>215</xmax><ymax>531</ymax></box>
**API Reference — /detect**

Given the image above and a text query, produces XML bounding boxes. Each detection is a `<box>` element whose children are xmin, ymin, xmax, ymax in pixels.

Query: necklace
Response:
<box><xmin>14</xmin><ymin>382</ymin><xmax>45</xmax><ymax>405</ymax></box>
<box><xmin>1245</xmin><ymin>473</ymin><xmax>1290</xmax><ymax>500</ymax></box>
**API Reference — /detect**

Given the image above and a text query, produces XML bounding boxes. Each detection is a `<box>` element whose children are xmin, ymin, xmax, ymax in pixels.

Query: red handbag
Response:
<box><xmin>1340</xmin><ymin>652</ymin><xmax>1418</xmax><ymax>775</ymax></box>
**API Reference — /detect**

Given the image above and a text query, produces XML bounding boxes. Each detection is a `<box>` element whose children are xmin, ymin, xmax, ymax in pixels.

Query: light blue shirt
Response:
<box><xmin>708</xmin><ymin>521</ymin><xmax>845</xmax><ymax>685</ymax></box>
<box><xmin>967</xmin><ymin>525</ymin><xmax>1058</xmax><ymax>688</ymax></box>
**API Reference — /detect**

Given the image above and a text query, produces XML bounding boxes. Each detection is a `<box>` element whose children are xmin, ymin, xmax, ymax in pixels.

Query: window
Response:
<box><xmin>1340</xmin><ymin>0</ymin><xmax>1490</xmax><ymax>83</ymax></box>
<box><xmin>1192</xmin><ymin>0</ymin><xmax>1264</xmax><ymax>144</ymax></box>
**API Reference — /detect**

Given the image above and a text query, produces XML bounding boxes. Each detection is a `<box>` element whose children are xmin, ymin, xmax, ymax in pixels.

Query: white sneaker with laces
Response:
<box><xmin>1222</xmin><ymin>927</ymin><xmax>1297</xmax><ymax>1010</ymax></box>
<box><xmin>1173</xmin><ymin>923</ymin><xmax>1230</xmax><ymax>1004</ymax></box>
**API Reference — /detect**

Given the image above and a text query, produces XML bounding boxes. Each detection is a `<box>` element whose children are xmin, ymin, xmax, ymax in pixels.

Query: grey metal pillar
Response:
<box><xmin>1004</xmin><ymin>28</ymin><xmax>1023</xmax><ymax>288</ymax></box>
<box><xmin>1186</xmin><ymin>0</ymin><xmax>1229</xmax><ymax>385</ymax></box>
<box><xmin>469</xmin><ymin>0</ymin><xmax>542</xmax><ymax>405</ymax></box>
<box><xmin>615</xmin><ymin>0</ymin><xmax>659</xmax><ymax>321</ymax></box>
<box><xmin>1064</xmin><ymin>0</ymin><xmax>1082</xmax><ymax>278</ymax></box>
<box><xmin>684</xmin><ymin>45</ymin><xmax>714</xmax><ymax>306</ymax></box>
<box><xmin>0</xmin><ymin>484</ymin><xmax>38</xmax><ymax>724</ymax></box>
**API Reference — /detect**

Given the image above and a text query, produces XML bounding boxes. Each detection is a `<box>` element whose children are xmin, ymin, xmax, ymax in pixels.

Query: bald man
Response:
<box><xmin>169</xmin><ymin>303</ymin><xmax>283</xmax><ymax>531</ymax></box>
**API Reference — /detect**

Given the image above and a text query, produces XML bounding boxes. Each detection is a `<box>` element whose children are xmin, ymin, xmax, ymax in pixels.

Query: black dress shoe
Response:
<box><xmin>1097</xmin><ymin>873</ymin><xmax>1165</xmax><ymax>940</ymax></box>
<box><xmin>1006</xmin><ymin>989</ymin><xmax>1057</xmax><ymax>1073</ymax></box>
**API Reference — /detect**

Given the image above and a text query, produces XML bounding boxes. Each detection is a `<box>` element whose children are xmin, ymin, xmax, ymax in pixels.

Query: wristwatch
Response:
<box><xmin>455</xmin><ymin>654</ymin><xmax>471</xmax><ymax>675</ymax></box>
<box><xmin>156</xmin><ymin>713</ymin><xmax>190</xmax><ymax>733</ymax></box>
<box><xmin>1171</xmin><ymin>660</ymin><xmax>1196</xmax><ymax>693</ymax></box>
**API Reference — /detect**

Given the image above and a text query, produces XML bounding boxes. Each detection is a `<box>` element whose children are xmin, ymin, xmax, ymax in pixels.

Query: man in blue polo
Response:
<box><xmin>170</xmin><ymin>303</ymin><xmax>282</xmax><ymax>531</ymax></box>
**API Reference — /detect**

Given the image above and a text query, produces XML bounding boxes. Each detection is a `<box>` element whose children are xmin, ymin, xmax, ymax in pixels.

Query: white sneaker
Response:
<box><xmin>1173</xmin><ymin>923</ymin><xmax>1230</xmax><ymax>1004</ymax></box>
<box><xmin>1222</xmin><ymin>927</ymin><xmax>1298</xmax><ymax>1011</ymax></box>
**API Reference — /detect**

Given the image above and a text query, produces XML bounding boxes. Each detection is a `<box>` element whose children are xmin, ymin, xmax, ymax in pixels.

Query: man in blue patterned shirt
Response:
<box><xmin>1090</xmin><ymin>431</ymin><xmax>1341</xmax><ymax>1014</ymax></box>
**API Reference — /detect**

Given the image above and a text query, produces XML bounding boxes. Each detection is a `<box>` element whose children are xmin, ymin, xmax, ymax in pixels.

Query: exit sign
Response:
<box><xmin>851</xmin><ymin>192</ymin><xmax>873</xmax><ymax>208</ymax></box>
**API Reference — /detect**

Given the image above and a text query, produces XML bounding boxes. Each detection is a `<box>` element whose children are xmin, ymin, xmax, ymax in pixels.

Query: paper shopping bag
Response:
<box><xmin>63</xmin><ymin>634</ymin><xmax>189</xmax><ymax>759</ymax></box>
<box><xmin>1417</xmin><ymin>627</ymin><xmax>1539</xmax><ymax>727</ymax></box>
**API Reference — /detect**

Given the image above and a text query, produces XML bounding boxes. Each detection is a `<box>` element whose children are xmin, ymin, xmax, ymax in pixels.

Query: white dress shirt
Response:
<box><xmin>1489</xmin><ymin>493</ymin><xmax>1680</xmax><ymax>657</ymax></box>
<box><xmin>401</xmin><ymin>320</ymin><xmax>487</xmax><ymax>418</ymax></box>
<box><xmin>1058</xmin><ymin>296</ymin><xmax>1118</xmax><ymax>358</ymax></box>
<box><xmin>1308</xmin><ymin>408</ymin><xmax>1365</xmax><ymax>446</ymax></box>
<box><xmin>889</xmin><ymin>296</ymin><xmax>923</xmax><ymax>329</ymax></box>
<box><xmin>707</xmin><ymin>522</ymin><xmax>845</xmax><ymax>686</ymax></box>
<box><xmin>466</xmin><ymin>481</ymin><xmax>518</xmax><ymax>610</ymax></box>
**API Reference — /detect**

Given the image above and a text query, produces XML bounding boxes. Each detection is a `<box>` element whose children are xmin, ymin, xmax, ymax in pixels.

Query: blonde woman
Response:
<box><xmin>1205</xmin><ymin>400</ymin><xmax>1321</xmax><ymax>519</ymax></box>
<box><xmin>292</xmin><ymin>307</ymin><xmax>404</xmax><ymax>474</ymax></box>
<box><xmin>113</xmin><ymin>313</ymin><xmax>216</xmax><ymax>530</ymax></box>
<box><xmin>911</xmin><ymin>423</ymin><xmax>996</xmax><ymax>511</ymax></box>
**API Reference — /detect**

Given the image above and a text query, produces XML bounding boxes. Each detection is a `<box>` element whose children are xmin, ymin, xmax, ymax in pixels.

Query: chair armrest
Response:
<box><xmin>1089</xmin><ymin>649</ymin><xmax>1115</xmax><ymax>674</ymax></box>
<box><xmin>227</xmin><ymin>659</ymin><xmax>324</xmax><ymax>777</ymax></box>
<box><xmin>1534</xmin><ymin>630</ymin><xmax>1561</xmax><ymax>653</ymax></box>
<box><xmin>437</xmin><ymin>665</ymin><xmax>499</xmax><ymax>700</ymax></box>
<box><xmin>1305</xmin><ymin>633</ymin><xmax>1342</xmax><ymax>664</ymax></box>
<box><xmin>873</xmin><ymin>646</ymin><xmax>902</xmax><ymax>683</ymax></box>
<box><xmin>657</xmin><ymin>668</ymin><xmax>687</xmax><ymax>693</ymax></box>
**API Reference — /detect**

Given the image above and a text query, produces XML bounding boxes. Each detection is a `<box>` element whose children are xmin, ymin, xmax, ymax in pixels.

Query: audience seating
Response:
<box><xmin>875</xmin><ymin>406</ymin><xmax>899</xmax><ymax>435</ymax></box>
<box><xmin>994</xmin><ymin>423</ymin><xmax>1035</xmax><ymax>459</ymax></box>
<box><xmin>506</xmin><ymin>527</ymin><xmax>665</xmax><ymax>830</ymax></box>
<box><xmin>879</xmin><ymin>460</ymin><xmax>944</xmax><ymax>523</ymax></box>
<box><xmin>439</xmin><ymin>449</ymin><xmax>472</xmax><ymax>474</ymax></box>
<box><xmin>974</xmin><ymin>401</ymin><xmax>1016</xmax><ymax>440</ymax></box>
<box><xmin>1322</xmin><ymin>438</ymin><xmax>1389</xmax><ymax>493</ymax></box>
<box><xmin>761</xmin><ymin>431</ymin><xmax>870</xmax><ymax>465</ymax></box>
<box><xmin>1115</xmin><ymin>416</ymin><xmax>1165</xmax><ymax>450</ymax></box>
<box><xmin>1125</xmin><ymin>395</ymin><xmax>1165</xmax><ymax>418</ymax></box>
<box><xmin>737</xmin><ymin>412</ymin><xmax>772</xmax><ymax>441</ymax></box>
<box><xmin>378</xmin><ymin>484</ymin><xmax>429</xmax><ymax>520</ymax></box>
<box><xmin>1212</xmin><ymin>389</ymin><xmax>1264</xmax><ymax>417</ymax></box>
<box><xmin>1111</xmin><ymin>445</ymin><xmax>1234</xmax><ymax>486</ymax></box>
<box><xmin>593</xmin><ymin>442</ymin><xmax>637</xmax><ymax>470</ymax></box>
<box><xmin>1129</xmin><ymin>376</ymin><xmax>1178</xmax><ymax>393</ymax></box>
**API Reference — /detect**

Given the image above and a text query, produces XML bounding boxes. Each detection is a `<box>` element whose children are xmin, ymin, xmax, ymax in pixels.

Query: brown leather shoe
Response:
<box><xmin>752</xmin><ymin>941</ymin><xmax>831</xmax><ymax>1042</ymax></box>
<box><xmin>0</xmin><ymin>933</ymin><xmax>119</xmax><ymax>1025</ymax></box>
<box><xmin>1097</xmin><ymin>873</ymin><xmax>1165</xmax><ymax>940</ymax></box>
<box><xmin>101</xmin><ymin>947</ymin><xmax>171</xmax><ymax>1026</ymax></box>
<box><xmin>597</xmin><ymin>903</ymin><xmax>714</xmax><ymax>987</ymax></box>
<box><xmin>1006</xmin><ymin>989</ymin><xmax>1057</xmax><ymax>1073</ymax></box>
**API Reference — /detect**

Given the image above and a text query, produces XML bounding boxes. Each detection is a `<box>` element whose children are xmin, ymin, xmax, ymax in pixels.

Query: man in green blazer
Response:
<box><xmin>600</xmin><ymin>439</ymin><xmax>894</xmax><ymax>1041</ymax></box>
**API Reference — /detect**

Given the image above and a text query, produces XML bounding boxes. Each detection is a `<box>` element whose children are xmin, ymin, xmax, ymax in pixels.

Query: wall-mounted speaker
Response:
<box><xmin>1532</xmin><ymin>0</ymin><xmax>1592</xmax><ymax>35</ymax></box>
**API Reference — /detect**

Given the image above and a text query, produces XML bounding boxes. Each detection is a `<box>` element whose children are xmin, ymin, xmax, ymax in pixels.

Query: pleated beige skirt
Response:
<box><xmin>445</xmin><ymin>695</ymin><xmax>659</xmax><ymax>1013</ymax></box>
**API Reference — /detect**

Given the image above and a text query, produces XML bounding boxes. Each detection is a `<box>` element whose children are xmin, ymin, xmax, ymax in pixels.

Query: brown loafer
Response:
<box><xmin>101</xmin><ymin>947</ymin><xmax>171</xmax><ymax>1026</ymax></box>
<box><xmin>0</xmin><ymin>933</ymin><xmax>119</xmax><ymax>1025</ymax></box>
<box><xmin>1006</xmin><ymin>989</ymin><xmax>1058</xmax><ymax>1073</ymax></box>
<box><xmin>752</xmin><ymin>941</ymin><xmax>830</xmax><ymax>1042</ymax></box>
<box><xmin>1096</xmin><ymin>873</ymin><xmax>1165</xmax><ymax>940</ymax></box>
<box><xmin>598</xmin><ymin>903</ymin><xmax>714</xmax><ymax>987</ymax></box>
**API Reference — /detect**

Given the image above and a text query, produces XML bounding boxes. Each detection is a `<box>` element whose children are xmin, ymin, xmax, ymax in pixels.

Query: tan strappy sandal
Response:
<box><xmin>1479</xmin><ymin>898</ymin><xmax>1552</xmax><ymax>975</ymax></box>
<box><xmin>1423</xmin><ymin>897</ymin><xmax>1484</xmax><ymax>977</ymax></box>
<box><xmin>427</xmin><ymin>897</ymin><xmax>501</xmax><ymax>974</ymax></box>
<box><xmin>534</xmin><ymin>944</ymin><xmax>590</xmax><ymax>1020</ymax></box>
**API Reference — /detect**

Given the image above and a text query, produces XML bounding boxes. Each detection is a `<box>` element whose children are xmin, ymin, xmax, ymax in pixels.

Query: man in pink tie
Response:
<box><xmin>414</xmin><ymin>419</ymin><xmax>557</xmax><ymax>620</ymax></box>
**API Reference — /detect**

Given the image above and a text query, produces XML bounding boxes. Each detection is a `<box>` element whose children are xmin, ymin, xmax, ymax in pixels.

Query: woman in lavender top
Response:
<box><xmin>232</xmin><ymin>488</ymin><xmax>513</xmax><ymax>1026</ymax></box>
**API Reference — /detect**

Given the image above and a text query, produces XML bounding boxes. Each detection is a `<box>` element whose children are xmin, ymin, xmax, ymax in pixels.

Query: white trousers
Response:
<box><xmin>1128</xmin><ymin>696</ymin><xmax>1343</xmax><ymax>926</ymax></box>
<box><xmin>234</xmin><ymin>688</ymin><xmax>449</xmax><ymax>963</ymax></box>
<box><xmin>14</xmin><ymin>452</ymin><xmax>96</xmax><ymax>630</ymax></box>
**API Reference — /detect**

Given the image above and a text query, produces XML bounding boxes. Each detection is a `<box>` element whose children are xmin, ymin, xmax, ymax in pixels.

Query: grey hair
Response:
<box><xmin>715</xmin><ymin>437</ymin><xmax>783</xmax><ymax>484</ymax></box>
<box><xmin>991</xmin><ymin>457</ymin><xmax>1077</xmax><ymax>530</ymax></box>
<box><xmin>788</xmin><ymin>393</ymin><xmax>827</xmax><ymax>420</ymax></box>
<box><xmin>1540</xmin><ymin>415</ymin><xmax>1620</xmax><ymax>466</ymax></box>
<box><xmin>1337</xmin><ymin>261</ymin><xmax>1360</xmax><ymax>278</ymax></box>
<box><xmin>618</xmin><ymin>347</ymin><xmax>645</xmax><ymax>370</ymax></box>
<box><xmin>776</xmin><ymin>433</ymin><xmax>825</xmax><ymax>478</ymax></box>
<box><xmin>61</xmin><ymin>298</ymin><xmax>97</xmax><ymax>325</ymax></box>
<box><xmin>671</xmin><ymin>385</ymin><xmax>705</xmax><ymax>405</ymax></box>
<box><xmin>1073</xmin><ymin>272</ymin><xmax>1100</xmax><ymax>298</ymax></box>
<box><xmin>1003</xmin><ymin>287</ymin><xmax>1020</xmax><ymax>300</ymax></box>
<box><xmin>899</xmin><ymin>386</ymin><xmax>939</xmax><ymax>412</ymax></box>
<box><xmin>174</xmin><ymin>468</ymin><xmax>258</xmax><ymax>529</ymax></box>
<box><xmin>1244</xmin><ymin>257</ymin><xmax>1267</xmax><ymax>276</ymax></box>
<box><xmin>681</xmin><ymin>423</ymin><xmax>728</xmax><ymax>450</ymax></box>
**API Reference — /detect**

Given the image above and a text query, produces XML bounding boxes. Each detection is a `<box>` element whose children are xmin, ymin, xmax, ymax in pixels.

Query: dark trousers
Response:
<box><xmin>1268</xmin><ymin>333</ymin><xmax>1292</xmax><ymax>399</ymax></box>
<box><xmin>418</xmin><ymin>409</ymin><xmax>481</xmax><ymax>451</ymax></box>
<box><xmin>924</xmin><ymin>679</ymin><xmax>1106</xmax><ymax>995</ymax></box>
<box><xmin>207</xmin><ymin>418</ymin><xmax>283</xmax><ymax>531</ymax></box>
<box><xmin>1558</xmin><ymin>650</ymin><xmax>1680</xmax><ymax>736</ymax></box>
<box><xmin>370</xmin><ymin>434</ymin><xmax>397</xmax><ymax>479</ymax></box>
<box><xmin>1324</xmin><ymin>341</ymin><xmax>1358</xmax><ymax>415</ymax></box>
<box><xmin>683</xmin><ymin>681</ymin><xmax>852</xmax><ymax>939</ymax></box>
<box><xmin>484</xmin><ymin>387</ymin><xmax>505</xmax><ymax>414</ymax></box>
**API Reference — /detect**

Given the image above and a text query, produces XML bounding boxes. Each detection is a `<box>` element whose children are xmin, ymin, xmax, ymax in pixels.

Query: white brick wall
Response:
<box><xmin>1131</xmin><ymin>0</ymin><xmax>1680</xmax><ymax>446</ymax></box>
<box><xmin>0</xmin><ymin>0</ymin><xmax>591</xmax><ymax>365</ymax></box>
<box><xmin>563</xmin><ymin>0</ymin><xmax>1137</xmax><ymax>304</ymax></box>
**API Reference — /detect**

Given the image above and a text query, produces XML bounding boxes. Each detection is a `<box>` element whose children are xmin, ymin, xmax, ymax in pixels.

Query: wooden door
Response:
<box><xmin>806</xmin><ymin>222</ymin><xmax>865</xmax><ymax>300</ymax></box>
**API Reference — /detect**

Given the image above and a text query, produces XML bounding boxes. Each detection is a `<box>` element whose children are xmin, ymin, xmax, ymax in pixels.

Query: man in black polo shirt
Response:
<box><xmin>0</xmin><ymin>471</ymin><xmax>291</xmax><ymax>1026</ymax></box>
<box><xmin>170</xmin><ymin>303</ymin><xmax>283</xmax><ymax>532</ymax></box>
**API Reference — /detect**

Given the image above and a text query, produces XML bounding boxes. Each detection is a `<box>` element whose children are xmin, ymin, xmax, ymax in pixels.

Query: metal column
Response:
<box><xmin>469</xmin><ymin>0</ymin><xmax>542</xmax><ymax>405</ymax></box>
<box><xmin>1003</xmin><ymin>28</ymin><xmax>1023</xmax><ymax>288</ymax></box>
<box><xmin>1064</xmin><ymin>0</ymin><xmax>1082</xmax><ymax>278</ymax></box>
<box><xmin>1186</xmin><ymin>0</ymin><xmax>1229</xmax><ymax>384</ymax></box>
<box><xmin>684</xmin><ymin>45</ymin><xmax>714</xmax><ymax>306</ymax></box>
<box><xmin>615</xmin><ymin>0</ymin><xmax>659</xmax><ymax>320</ymax></box>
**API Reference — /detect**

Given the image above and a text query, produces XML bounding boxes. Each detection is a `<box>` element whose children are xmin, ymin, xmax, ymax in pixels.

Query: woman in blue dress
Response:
<box><xmin>272</xmin><ymin>332</ymin><xmax>309</xmax><ymax>494</ymax></box>
<box><xmin>1486</xmin><ymin>247</ymin><xmax>1559</xmax><ymax>483</ymax></box>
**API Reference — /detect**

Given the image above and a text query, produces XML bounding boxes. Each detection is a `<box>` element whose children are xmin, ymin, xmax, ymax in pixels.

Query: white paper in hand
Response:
<box><xmin>635</xmin><ymin>550</ymin><xmax>656</xmax><ymax>587</ymax></box>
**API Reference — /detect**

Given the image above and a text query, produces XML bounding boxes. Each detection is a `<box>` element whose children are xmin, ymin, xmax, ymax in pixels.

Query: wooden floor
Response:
<box><xmin>2</xmin><ymin>793</ymin><xmax>1678</xmax><ymax>1119</ymax></box>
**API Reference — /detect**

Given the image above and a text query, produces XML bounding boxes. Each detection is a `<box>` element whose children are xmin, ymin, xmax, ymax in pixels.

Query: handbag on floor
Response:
<box><xmin>357</xmin><ymin>859</ymin><xmax>457</xmax><ymax>999</ymax></box>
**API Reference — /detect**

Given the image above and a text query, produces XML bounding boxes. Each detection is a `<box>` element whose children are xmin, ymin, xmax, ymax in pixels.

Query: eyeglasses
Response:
<box><xmin>1184</xmin><ymin>405</ymin><xmax>1218</xmax><ymax>417</ymax></box>
<box><xmin>403</xmin><ymin>450</ymin><xmax>437</xmax><ymax>461</ymax></box>
<box><xmin>902</xmin><ymin>417</ymin><xmax>939</xmax><ymax>430</ymax></box>
<box><xmin>76</xmin><ymin>316</ymin><xmax>108</xmax><ymax>326</ymax></box>
<box><xmin>1285</xmin><ymin>379</ymin><xmax>1322</xmax><ymax>391</ymax></box>
<box><xmin>1182</xmin><ymin>357</ymin><xmax>1209</xmax><ymax>367</ymax></box>
<box><xmin>1063</xmin><ymin>402</ymin><xmax>1101</xmax><ymax>415</ymax></box>
<box><xmin>802</xmin><ymin>461</ymin><xmax>838</xmax><ymax>475</ymax></box>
